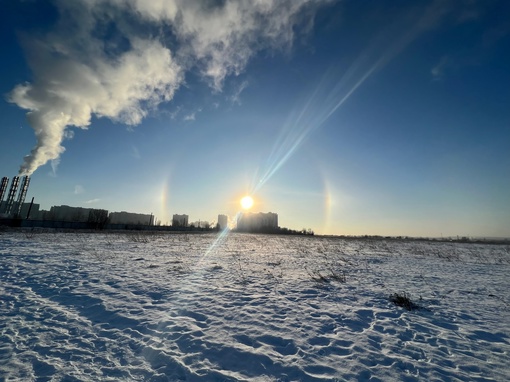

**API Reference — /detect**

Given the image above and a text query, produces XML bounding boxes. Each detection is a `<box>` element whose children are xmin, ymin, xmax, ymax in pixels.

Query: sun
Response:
<box><xmin>240</xmin><ymin>196</ymin><xmax>254</xmax><ymax>210</ymax></box>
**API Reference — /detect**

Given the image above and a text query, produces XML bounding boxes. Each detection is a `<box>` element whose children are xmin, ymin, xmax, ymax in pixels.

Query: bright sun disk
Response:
<box><xmin>240</xmin><ymin>196</ymin><xmax>254</xmax><ymax>210</ymax></box>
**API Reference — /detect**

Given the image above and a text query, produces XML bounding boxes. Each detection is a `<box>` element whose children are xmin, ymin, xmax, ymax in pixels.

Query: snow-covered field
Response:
<box><xmin>1</xmin><ymin>231</ymin><xmax>509</xmax><ymax>381</ymax></box>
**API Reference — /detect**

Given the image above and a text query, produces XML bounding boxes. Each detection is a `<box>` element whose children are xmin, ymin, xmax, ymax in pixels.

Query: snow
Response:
<box><xmin>1</xmin><ymin>231</ymin><xmax>509</xmax><ymax>381</ymax></box>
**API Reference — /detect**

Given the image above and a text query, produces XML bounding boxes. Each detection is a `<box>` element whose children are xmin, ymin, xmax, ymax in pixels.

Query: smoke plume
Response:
<box><xmin>8</xmin><ymin>0</ymin><xmax>331</xmax><ymax>175</ymax></box>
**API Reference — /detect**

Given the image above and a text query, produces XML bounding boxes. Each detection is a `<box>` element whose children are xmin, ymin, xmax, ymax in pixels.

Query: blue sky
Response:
<box><xmin>1</xmin><ymin>0</ymin><xmax>509</xmax><ymax>237</ymax></box>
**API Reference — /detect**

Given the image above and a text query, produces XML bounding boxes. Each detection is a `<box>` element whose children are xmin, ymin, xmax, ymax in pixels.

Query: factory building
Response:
<box><xmin>39</xmin><ymin>207</ymin><xmax>154</xmax><ymax>226</ymax></box>
<box><xmin>172</xmin><ymin>214</ymin><xmax>189</xmax><ymax>227</ymax></box>
<box><xmin>46</xmin><ymin>205</ymin><xmax>92</xmax><ymax>222</ymax></box>
<box><xmin>0</xmin><ymin>176</ymin><xmax>31</xmax><ymax>218</ymax></box>
<box><xmin>191</xmin><ymin>220</ymin><xmax>210</xmax><ymax>229</ymax></box>
<box><xmin>109</xmin><ymin>211</ymin><xmax>153</xmax><ymax>225</ymax></box>
<box><xmin>1</xmin><ymin>175</ymin><xmax>285</xmax><ymax>233</ymax></box>
<box><xmin>218</xmin><ymin>214</ymin><xmax>228</xmax><ymax>230</ymax></box>
<box><xmin>34</xmin><ymin>205</ymin><xmax>108</xmax><ymax>226</ymax></box>
<box><xmin>236</xmin><ymin>212</ymin><xmax>278</xmax><ymax>233</ymax></box>
<box><xmin>19</xmin><ymin>202</ymin><xmax>40</xmax><ymax>219</ymax></box>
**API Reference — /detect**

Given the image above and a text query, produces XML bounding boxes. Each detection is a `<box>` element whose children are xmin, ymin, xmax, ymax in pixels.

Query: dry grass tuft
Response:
<box><xmin>389</xmin><ymin>292</ymin><xmax>420</xmax><ymax>311</ymax></box>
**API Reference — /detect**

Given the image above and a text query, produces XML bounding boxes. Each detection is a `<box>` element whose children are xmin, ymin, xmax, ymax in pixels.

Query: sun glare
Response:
<box><xmin>240</xmin><ymin>196</ymin><xmax>254</xmax><ymax>210</ymax></box>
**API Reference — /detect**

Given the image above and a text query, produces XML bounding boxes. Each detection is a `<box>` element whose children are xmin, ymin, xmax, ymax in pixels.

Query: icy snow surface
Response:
<box><xmin>1</xmin><ymin>231</ymin><xmax>509</xmax><ymax>381</ymax></box>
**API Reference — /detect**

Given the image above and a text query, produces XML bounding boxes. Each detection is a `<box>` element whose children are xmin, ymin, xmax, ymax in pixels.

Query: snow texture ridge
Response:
<box><xmin>0</xmin><ymin>231</ymin><xmax>509</xmax><ymax>381</ymax></box>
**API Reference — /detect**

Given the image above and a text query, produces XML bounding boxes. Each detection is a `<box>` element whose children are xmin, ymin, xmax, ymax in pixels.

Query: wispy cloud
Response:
<box><xmin>183</xmin><ymin>113</ymin><xmax>196</xmax><ymax>122</ymax></box>
<box><xmin>431</xmin><ymin>1</ymin><xmax>509</xmax><ymax>81</ymax></box>
<box><xmin>49</xmin><ymin>159</ymin><xmax>60</xmax><ymax>177</ymax></box>
<box><xmin>131</xmin><ymin>146</ymin><xmax>141</xmax><ymax>159</ymax></box>
<box><xmin>431</xmin><ymin>56</ymin><xmax>451</xmax><ymax>80</ymax></box>
<box><xmin>229</xmin><ymin>80</ymin><xmax>249</xmax><ymax>105</ymax></box>
<box><xmin>74</xmin><ymin>185</ymin><xmax>84</xmax><ymax>194</ymax></box>
<box><xmin>183</xmin><ymin>108</ymin><xmax>202</xmax><ymax>122</ymax></box>
<box><xmin>8</xmin><ymin>0</ymin><xmax>333</xmax><ymax>176</ymax></box>
<box><xmin>168</xmin><ymin>106</ymin><xmax>182</xmax><ymax>120</ymax></box>
<box><xmin>84</xmin><ymin>198</ymin><xmax>100</xmax><ymax>204</ymax></box>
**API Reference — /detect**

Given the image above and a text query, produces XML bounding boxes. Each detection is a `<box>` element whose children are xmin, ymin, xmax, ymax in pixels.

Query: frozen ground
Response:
<box><xmin>0</xmin><ymin>230</ymin><xmax>509</xmax><ymax>381</ymax></box>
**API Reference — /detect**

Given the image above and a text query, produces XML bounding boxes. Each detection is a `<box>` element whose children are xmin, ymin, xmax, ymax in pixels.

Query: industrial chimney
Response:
<box><xmin>15</xmin><ymin>176</ymin><xmax>30</xmax><ymax>218</ymax></box>
<box><xmin>0</xmin><ymin>177</ymin><xmax>8</xmax><ymax>213</ymax></box>
<box><xmin>4</xmin><ymin>176</ymin><xmax>20</xmax><ymax>216</ymax></box>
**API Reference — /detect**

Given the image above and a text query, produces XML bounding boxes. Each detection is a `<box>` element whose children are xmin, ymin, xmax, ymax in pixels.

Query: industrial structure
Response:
<box><xmin>218</xmin><ymin>214</ymin><xmax>228</xmax><ymax>230</ymax></box>
<box><xmin>1</xmin><ymin>175</ymin><xmax>289</xmax><ymax>233</ymax></box>
<box><xmin>109</xmin><ymin>211</ymin><xmax>153</xmax><ymax>225</ymax></box>
<box><xmin>0</xmin><ymin>176</ymin><xmax>32</xmax><ymax>218</ymax></box>
<box><xmin>172</xmin><ymin>214</ymin><xmax>189</xmax><ymax>227</ymax></box>
<box><xmin>236</xmin><ymin>212</ymin><xmax>278</xmax><ymax>233</ymax></box>
<box><xmin>0</xmin><ymin>175</ymin><xmax>148</xmax><ymax>228</ymax></box>
<box><xmin>45</xmin><ymin>205</ymin><xmax>95</xmax><ymax>222</ymax></box>
<box><xmin>191</xmin><ymin>220</ymin><xmax>210</xmax><ymax>229</ymax></box>
<box><xmin>0</xmin><ymin>177</ymin><xmax>9</xmax><ymax>204</ymax></box>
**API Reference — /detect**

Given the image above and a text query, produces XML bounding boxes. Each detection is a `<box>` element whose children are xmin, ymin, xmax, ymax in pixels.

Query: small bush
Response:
<box><xmin>308</xmin><ymin>269</ymin><xmax>346</xmax><ymax>284</ymax></box>
<box><xmin>126</xmin><ymin>232</ymin><xmax>150</xmax><ymax>243</ymax></box>
<box><xmin>308</xmin><ymin>270</ymin><xmax>330</xmax><ymax>283</ymax></box>
<box><xmin>389</xmin><ymin>292</ymin><xmax>420</xmax><ymax>311</ymax></box>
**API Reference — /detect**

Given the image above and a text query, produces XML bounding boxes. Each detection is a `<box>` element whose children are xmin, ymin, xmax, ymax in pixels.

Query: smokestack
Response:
<box><xmin>26</xmin><ymin>197</ymin><xmax>35</xmax><ymax>220</ymax></box>
<box><xmin>4</xmin><ymin>176</ymin><xmax>20</xmax><ymax>216</ymax></box>
<box><xmin>0</xmin><ymin>177</ymin><xmax>9</xmax><ymax>213</ymax></box>
<box><xmin>15</xmin><ymin>176</ymin><xmax>30</xmax><ymax>218</ymax></box>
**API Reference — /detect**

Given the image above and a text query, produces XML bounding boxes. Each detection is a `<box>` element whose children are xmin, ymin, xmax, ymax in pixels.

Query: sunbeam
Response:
<box><xmin>251</xmin><ymin>1</ymin><xmax>450</xmax><ymax>197</ymax></box>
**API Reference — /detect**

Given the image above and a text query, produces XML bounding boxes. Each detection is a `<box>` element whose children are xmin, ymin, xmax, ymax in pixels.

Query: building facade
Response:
<box><xmin>109</xmin><ymin>211</ymin><xmax>153</xmax><ymax>225</ymax></box>
<box><xmin>236</xmin><ymin>212</ymin><xmax>278</xmax><ymax>232</ymax></box>
<box><xmin>218</xmin><ymin>214</ymin><xmax>228</xmax><ymax>230</ymax></box>
<box><xmin>47</xmin><ymin>205</ymin><xmax>92</xmax><ymax>222</ymax></box>
<box><xmin>172</xmin><ymin>214</ymin><xmax>189</xmax><ymax>227</ymax></box>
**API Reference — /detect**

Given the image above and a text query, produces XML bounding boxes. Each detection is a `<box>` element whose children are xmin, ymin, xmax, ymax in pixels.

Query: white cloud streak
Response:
<box><xmin>74</xmin><ymin>185</ymin><xmax>85</xmax><ymax>195</ymax></box>
<box><xmin>8</xmin><ymin>0</ymin><xmax>332</xmax><ymax>175</ymax></box>
<box><xmin>229</xmin><ymin>80</ymin><xmax>249</xmax><ymax>105</ymax></box>
<box><xmin>431</xmin><ymin>56</ymin><xmax>451</xmax><ymax>80</ymax></box>
<box><xmin>84</xmin><ymin>198</ymin><xmax>101</xmax><ymax>204</ymax></box>
<box><xmin>131</xmin><ymin>146</ymin><xmax>141</xmax><ymax>159</ymax></box>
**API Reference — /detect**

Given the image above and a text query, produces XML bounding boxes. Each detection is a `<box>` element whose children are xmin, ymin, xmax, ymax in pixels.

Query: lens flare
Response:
<box><xmin>248</xmin><ymin>4</ymin><xmax>441</xmax><ymax>196</ymax></box>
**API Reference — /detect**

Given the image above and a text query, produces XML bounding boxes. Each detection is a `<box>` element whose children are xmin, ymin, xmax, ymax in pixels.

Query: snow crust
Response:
<box><xmin>1</xmin><ymin>231</ymin><xmax>509</xmax><ymax>381</ymax></box>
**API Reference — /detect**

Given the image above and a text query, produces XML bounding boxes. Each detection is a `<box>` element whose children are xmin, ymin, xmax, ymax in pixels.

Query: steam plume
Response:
<box><xmin>8</xmin><ymin>0</ymin><xmax>332</xmax><ymax>175</ymax></box>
